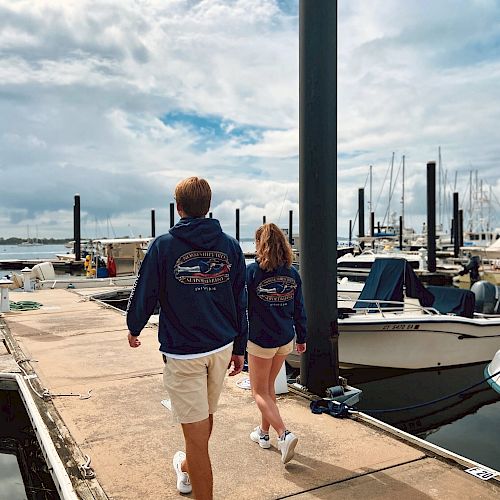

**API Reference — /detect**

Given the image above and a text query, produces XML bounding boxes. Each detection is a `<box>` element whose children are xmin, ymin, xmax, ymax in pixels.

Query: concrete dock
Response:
<box><xmin>1</xmin><ymin>288</ymin><xmax>499</xmax><ymax>499</ymax></box>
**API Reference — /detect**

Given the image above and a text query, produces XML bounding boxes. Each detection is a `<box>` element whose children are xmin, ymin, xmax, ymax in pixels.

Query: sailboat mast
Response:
<box><xmin>388</xmin><ymin>152</ymin><xmax>394</xmax><ymax>228</ymax></box>
<box><xmin>369</xmin><ymin>164</ymin><xmax>373</xmax><ymax>214</ymax></box>
<box><xmin>401</xmin><ymin>155</ymin><xmax>405</xmax><ymax>235</ymax></box>
<box><xmin>469</xmin><ymin>170</ymin><xmax>473</xmax><ymax>232</ymax></box>
<box><xmin>438</xmin><ymin>146</ymin><xmax>442</xmax><ymax>227</ymax></box>
<box><xmin>480</xmin><ymin>179</ymin><xmax>484</xmax><ymax>231</ymax></box>
<box><xmin>488</xmin><ymin>184</ymin><xmax>492</xmax><ymax>232</ymax></box>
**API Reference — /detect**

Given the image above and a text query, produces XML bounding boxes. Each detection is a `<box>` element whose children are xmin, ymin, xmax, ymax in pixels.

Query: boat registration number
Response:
<box><xmin>464</xmin><ymin>467</ymin><xmax>498</xmax><ymax>481</ymax></box>
<box><xmin>381</xmin><ymin>324</ymin><xmax>420</xmax><ymax>331</ymax></box>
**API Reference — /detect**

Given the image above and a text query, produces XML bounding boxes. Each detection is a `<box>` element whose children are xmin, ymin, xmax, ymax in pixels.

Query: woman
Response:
<box><xmin>246</xmin><ymin>223</ymin><xmax>307</xmax><ymax>464</ymax></box>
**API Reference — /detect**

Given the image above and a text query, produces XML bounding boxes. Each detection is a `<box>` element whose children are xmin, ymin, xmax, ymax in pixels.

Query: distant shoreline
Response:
<box><xmin>0</xmin><ymin>238</ymin><xmax>71</xmax><ymax>245</ymax></box>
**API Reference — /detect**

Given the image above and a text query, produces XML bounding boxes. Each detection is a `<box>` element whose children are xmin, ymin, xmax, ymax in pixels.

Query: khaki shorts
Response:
<box><xmin>247</xmin><ymin>340</ymin><xmax>294</xmax><ymax>359</ymax></box>
<box><xmin>163</xmin><ymin>345</ymin><xmax>232</xmax><ymax>424</ymax></box>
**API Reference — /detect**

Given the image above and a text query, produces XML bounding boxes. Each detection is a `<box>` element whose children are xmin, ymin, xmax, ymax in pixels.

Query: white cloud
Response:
<box><xmin>0</xmin><ymin>0</ymin><xmax>499</xmax><ymax>240</ymax></box>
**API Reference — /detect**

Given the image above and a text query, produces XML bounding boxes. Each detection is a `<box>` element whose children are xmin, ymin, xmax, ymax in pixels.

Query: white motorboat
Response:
<box><xmin>486</xmin><ymin>349</ymin><xmax>500</xmax><ymax>394</ymax></box>
<box><xmin>337</xmin><ymin>249</ymin><xmax>423</xmax><ymax>280</ymax></box>
<box><xmin>339</xmin><ymin>304</ymin><xmax>500</xmax><ymax>369</ymax></box>
<box><xmin>337</xmin><ymin>258</ymin><xmax>500</xmax><ymax>369</ymax></box>
<box><xmin>10</xmin><ymin>238</ymin><xmax>152</xmax><ymax>290</ymax></box>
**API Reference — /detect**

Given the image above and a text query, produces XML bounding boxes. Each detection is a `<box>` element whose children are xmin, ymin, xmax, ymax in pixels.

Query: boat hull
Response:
<box><xmin>338</xmin><ymin>316</ymin><xmax>500</xmax><ymax>369</ymax></box>
<box><xmin>36</xmin><ymin>276</ymin><xmax>137</xmax><ymax>289</ymax></box>
<box><xmin>486</xmin><ymin>349</ymin><xmax>500</xmax><ymax>393</ymax></box>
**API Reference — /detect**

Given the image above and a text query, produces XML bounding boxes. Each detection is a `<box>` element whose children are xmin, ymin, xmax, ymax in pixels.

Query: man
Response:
<box><xmin>126</xmin><ymin>177</ymin><xmax>247</xmax><ymax>499</ymax></box>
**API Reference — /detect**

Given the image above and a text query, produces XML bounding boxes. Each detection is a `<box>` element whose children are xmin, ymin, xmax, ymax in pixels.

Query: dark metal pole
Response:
<box><xmin>236</xmin><ymin>208</ymin><xmax>240</xmax><ymax>242</ymax></box>
<box><xmin>358</xmin><ymin>188</ymin><xmax>365</xmax><ymax>250</ymax></box>
<box><xmin>399</xmin><ymin>215</ymin><xmax>403</xmax><ymax>250</ymax></box>
<box><xmin>427</xmin><ymin>162</ymin><xmax>437</xmax><ymax>273</ymax></box>
<box><xmin>151</xmin><ymin>209</ymin><xmax>156</xmax><ymax>238</ymax></box>
<box><xmin>358</xmin><ymin>188</ymin><xmax>365</xmax><ymax>238</ymax></box>
<box><xmin>299</xmin><ymin>0</ymin><xmax>339</xmax><ymax>396</ymax></box>
<box><xmin>451</xmin><ymin>219</ymin><xmax>454</xmax><ymax>244</ymax></box>
<box><xmin>349</xmin><ymin>219</ymin><xmax>352</xmax><ymax>244</ymax></box>
<box><xmin>209</xmin><ymin>212</ymin><xmax>213</xmax><ymax>219</ymax></box>
<box><xmin>170</xmin><ymin>202</ymin><xmax>175</xmax><ymax>228</ymax></box>
<box><xmin>73</xmin><ymin>194</ymin><xmax>81</xmax><ymax>261</ymax></box>
<box><xmin>453</xmin><ymin>192</ymin><xmax>460</xmax><ymax>257</ymax></box>
<box><xmin>459</xmin><ymin>209</ymin><xmax>464</xmax><ymax>248</ymax></box>
<box><xmin>263</xmin><ymin>215</ymin><xmax>266</xmax><ymax>224</ymax></box>
<box><xmin>370</xmin><ymin>212</ymin><xmax>375</xmax><ymax>238</ymax></box>
<box><xmin>288</xmin><ymin>210</ymin><xmax>293</xmax><ymax>245</ymax></box>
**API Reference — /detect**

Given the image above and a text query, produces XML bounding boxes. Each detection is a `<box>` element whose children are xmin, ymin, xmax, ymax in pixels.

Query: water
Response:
<box><xmin>0</xmin><ymin>244</ymin><xmax>69</xmax><ymax>260</ymax></box>
<box><xmin>0</xmin><ymin>389</ymin><xmax>59</xmax><ymax>499</ymax></box>
<box><xmin>0</xmin><ymin>244</ymin><xmax>69</xmax><ymax>278</ymax></box>
<box><xmin>341</xmin><ymin>363</ymin><xmax>500</xmax><ymax>471</ymax></box>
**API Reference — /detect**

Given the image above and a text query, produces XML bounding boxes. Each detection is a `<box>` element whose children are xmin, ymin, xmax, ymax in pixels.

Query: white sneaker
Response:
<box><xmin>172</xmin><ymin>451</ymin><xmax>192</xmax><ymax>494</ymax></box>
<box><xmin>277</xmin><ymin>431</ymin><xmax>298</xmax><ymax>464</ymax></box>
<box><xmin>250</xmin><ymin>426</ymin><xmax>271</xmax><ymax>449</ymax></box>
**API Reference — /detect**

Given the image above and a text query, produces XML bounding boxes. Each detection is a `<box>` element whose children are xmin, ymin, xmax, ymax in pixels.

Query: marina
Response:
<box><xmin>1</xmin><ymin>286</ymin><xmax>499</xmax><ymax>499</ymax></box>
<box><xmin>1</xmin><ymin>234</ymin><xmax>499</xmax><ymax>496</ymax></box>
<box><xmin>2</xmin><ymin>1</ymin><xmax>500</xmax><ymax>498</ymax></box>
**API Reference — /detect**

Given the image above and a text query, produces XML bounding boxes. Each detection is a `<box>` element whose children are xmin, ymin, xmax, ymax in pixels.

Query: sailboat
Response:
<box><xmin>20</xmin><ymin>225</ymin><xmax>43</xmax><ymax>246</ymax></box>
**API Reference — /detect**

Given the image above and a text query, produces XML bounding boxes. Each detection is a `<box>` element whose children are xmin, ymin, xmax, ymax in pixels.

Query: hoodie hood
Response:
<box><xmin>169</xmin><ymin>217</ymin><xmax>223</xmax><ymax>249</ymax></box>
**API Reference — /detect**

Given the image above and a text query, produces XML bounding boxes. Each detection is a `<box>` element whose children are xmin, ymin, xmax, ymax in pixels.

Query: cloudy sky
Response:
<box><xmin>1</xmin><ymin>0</ymin><xmax>499</xmax><ymax>240</ymax></box>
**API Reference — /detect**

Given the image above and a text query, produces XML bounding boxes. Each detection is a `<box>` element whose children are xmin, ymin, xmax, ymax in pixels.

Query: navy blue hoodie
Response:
<box><xmin>246</xmin><ymin>262</ymin><xmax>307</xmax><ymax>348</ymax></box>
<box><xmin>127</xmin><ymin>217</ymin><xmax>248</xmax><ymax>355</ymax></box>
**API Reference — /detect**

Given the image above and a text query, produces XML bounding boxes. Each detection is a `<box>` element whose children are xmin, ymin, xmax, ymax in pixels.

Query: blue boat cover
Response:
<box><xmin>354</xmin><ymin>258</ymin><xmax>434</xmax><ymax>310</ymax></box>
<box><xmin>426</xmin><ymin>285</ymin><xmax>475</xmax><ymax>318</ymax></box>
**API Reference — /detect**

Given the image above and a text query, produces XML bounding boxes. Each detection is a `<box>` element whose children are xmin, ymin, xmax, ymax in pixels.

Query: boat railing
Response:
<box><xmin>338</xmin><ymin>297</ymin><xmax>441</xmax><ymax>318</ymax></box>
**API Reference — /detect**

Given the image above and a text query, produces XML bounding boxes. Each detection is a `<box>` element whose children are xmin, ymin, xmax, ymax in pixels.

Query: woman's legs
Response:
<box><xmin>248</xmin><ymin>353</ymin><xmax>287</xmax><ymax>436</ymax></box>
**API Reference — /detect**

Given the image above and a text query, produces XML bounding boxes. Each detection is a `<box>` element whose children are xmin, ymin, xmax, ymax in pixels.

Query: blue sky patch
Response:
<box><xmin>161</xmin><ymin>111</ymin><xmax>274</xmax><ymax>151</ymax></box>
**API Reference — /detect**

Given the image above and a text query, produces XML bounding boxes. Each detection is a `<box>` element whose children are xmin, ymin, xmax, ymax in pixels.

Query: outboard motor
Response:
<box><xmin>32</xmin><ymin>262</ymin><xmax>56</xmax><ymax>281</ymax></box>
<box><xmin>459</xmin><ymin>255</ymin><xmax>481</xmax><ymax>284</ymax></box>
<box><xmin>471</xmin><ymin>280</ymin><xmax>500</xmax><ymax>314</ymax></box>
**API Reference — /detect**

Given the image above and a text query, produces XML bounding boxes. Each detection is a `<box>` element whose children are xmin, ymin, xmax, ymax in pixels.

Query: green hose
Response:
<box><xmin>9</xmin><ymin>301</ymin><xmax>43</xmax><ymax>311</ymax></box>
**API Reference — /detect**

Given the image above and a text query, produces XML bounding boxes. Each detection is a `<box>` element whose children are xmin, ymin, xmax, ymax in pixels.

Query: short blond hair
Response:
<box><xmin>175</xmin><ymin>177</ymin><xmax>211</xmax><ymax>217</ymax></box>
<box><xmin>255</xmin><ymin>223</ymin><xmax>293</xmax><ymax>272</ymax></box>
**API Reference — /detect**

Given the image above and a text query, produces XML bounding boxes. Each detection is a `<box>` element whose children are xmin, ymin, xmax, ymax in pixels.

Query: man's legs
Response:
<box><xmin>166</xmin><ymin>346</ymin><xmax>231</xmax><ymax>497</ymax></box>
<box><xmin>181</xmin><ymin>416</ymin><xmax>213</xmax><ymax>500</ymax></box>
<box><xmin>180</xmin><ymin>414</ymin><xmax>214</xmax><ymax>470</ymax></box>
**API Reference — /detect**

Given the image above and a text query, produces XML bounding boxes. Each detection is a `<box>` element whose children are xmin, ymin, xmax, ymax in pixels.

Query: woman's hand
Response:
<box><xmin>296</xmin><ymin>343</ymin><xmax>306</xmax><ymax>354</ymax></box>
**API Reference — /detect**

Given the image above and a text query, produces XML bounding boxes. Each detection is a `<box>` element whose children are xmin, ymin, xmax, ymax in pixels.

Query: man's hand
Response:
<box><xmin>227</xmin><ymin>354</ymin><xmax>244</xmax><ymax>376</ymax></box>
<box><xmin>296</xmin><ymin>343</ymin><xmax>306</xmax><ymax>354</ymax></box>
<box><xmin>128</xmin><ymin>332</ymin><xmax>141</xmax><ymax>348</ymax></box>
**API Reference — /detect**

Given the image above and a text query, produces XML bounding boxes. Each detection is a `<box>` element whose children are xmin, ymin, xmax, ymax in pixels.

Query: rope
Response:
<box><xmin>310</xmin><ymin>368</ymin><xmax>500</xmax><ymax>418</ymax></box>
<box><xmin>17</xmin><ymin>360</ymin><xmax>92</xmax><ymax>401</ymax></box>
<box><xmin>9</xmin><ymin>301</ymin><xmax>43</xmax><ymax>311</ymax></box>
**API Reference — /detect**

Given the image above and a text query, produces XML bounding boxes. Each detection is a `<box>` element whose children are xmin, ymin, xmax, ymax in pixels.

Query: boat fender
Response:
<box><xmin>107</xmin><ymin>255</ymin><xmax>117</xmax><ymax>277</ymax></box>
